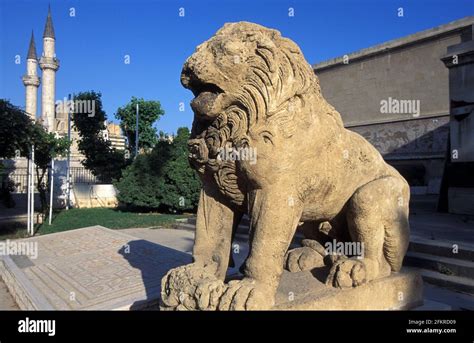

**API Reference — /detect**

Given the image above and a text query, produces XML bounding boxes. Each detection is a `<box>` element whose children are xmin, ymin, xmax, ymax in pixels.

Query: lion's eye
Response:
<box><xmin>260</xmin><ymin>131</ymin><xmax>273</xmax><ymax>145</ymax></box>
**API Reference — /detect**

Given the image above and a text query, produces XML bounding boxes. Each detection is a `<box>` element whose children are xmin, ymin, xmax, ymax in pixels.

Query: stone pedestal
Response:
<box><xmin>274</xmin><ymin>268</ymin><xmax>423</xmax><ymax>310</ymax></box>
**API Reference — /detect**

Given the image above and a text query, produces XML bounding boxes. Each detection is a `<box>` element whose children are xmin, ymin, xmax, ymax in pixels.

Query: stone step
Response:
<box><xmin>423</xmin><ymin>283</ymin><xmax>474</xmax><ymax>310</ymax></box>
<box><xmin>413</xmin><ymin>299</ymin><xmax>452</xmax><ymax>310</ymax></box>
<box><xmin>409</xmin><ymin>235</ymin><xmax>474</xmax><ymax>261</ymax></box>
<box><xmin>415</xmin><ymin>268</ymin><xmax>474</xmax><ymax>294</ymax></box>
<box><xmin>240</xmin><ymin>216</ymin><xmax>251</xmax><ymax>226</ymax></box>
<box><xmin>404</xmin><ymin>251</ymin><xmax>474</xmax><ymax>278</ymax></box>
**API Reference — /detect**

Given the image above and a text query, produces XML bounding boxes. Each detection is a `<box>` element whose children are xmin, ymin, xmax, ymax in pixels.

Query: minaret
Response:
<box><xmin>39</xmin><ymin>6</ymin><xmax>59</xmax><ymax>132</ymax></box>
<box><xmin>22</xmin><ymin>31</ymin><xmax>40</xmax><ymax>119</ymax></box>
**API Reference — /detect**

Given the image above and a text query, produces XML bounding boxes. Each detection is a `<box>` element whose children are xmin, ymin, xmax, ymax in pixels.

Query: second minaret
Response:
<box><xmin>22</xmin><ymin>31</ymin><xmax>40</xmax><ymax>119</ymax></box>
<box><xmin>39</xmin><ymin>6</ymin><xmax>59</xmax><ymax>132</ymax></box>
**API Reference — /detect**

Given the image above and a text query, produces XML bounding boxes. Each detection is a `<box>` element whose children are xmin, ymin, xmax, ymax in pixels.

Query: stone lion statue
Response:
<box><xmin>160</xmin><ymin>22</ymin><xmax>410</xmax><ymax>310</ymax></box>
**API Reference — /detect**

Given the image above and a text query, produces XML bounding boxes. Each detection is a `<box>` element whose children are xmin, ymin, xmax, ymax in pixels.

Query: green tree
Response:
<box><xmin>0</xmin><ymin>99</ymin><xmax>34</xmax><ymax>207</ymax></box>
<box><xmin>158</xmin><ymin>127</ymin><xmax>201</xmax><ymax>211</ymax></box>
<box><xmin>72</xmin><ymin>91</ymin><xmax>129</xmax><ymax>182</ymax></box>
<box><xmin>115</xmin><ymin>97</ymin><xmax>164</xmax><ymax>153</ymax></box>
<box><xmin>115</xmin><ymin>127</ymin><xmax>201</xmax><ymax>212</ymax></box>
<box><xmin>31</xmin><ymin>126</ymin><xmax>69</xmax><ymax>212</ymax></box>
<box><xmin>0</xmin><ymin>99</ymin><xmax>35</xmax><ymax>158</ymax></box>
<box><xmin>0</xmin><ymin>99</ymin><xmax>69</xmax><ymax>211</ymax></box>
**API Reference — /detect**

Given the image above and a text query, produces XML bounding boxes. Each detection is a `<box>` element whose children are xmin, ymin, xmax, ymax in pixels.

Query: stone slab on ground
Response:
<box><xmin>120</xmin><ymin>228</ymin><xmax>194</xmax><ymax>254</ymax></box>
<box><xmin>274</xmin><ymin>268</ymin><xmax>423</xmax><ymax>310</ymax></box>
<box><xmin>0</xmin><ymin>226</ymin><xmax>191</xmax><ymax>310</ymax></box>
<box><xmin>122</xmin><ymin>227</ymin><xmax>249</xmax><ymax>276</ymax></box>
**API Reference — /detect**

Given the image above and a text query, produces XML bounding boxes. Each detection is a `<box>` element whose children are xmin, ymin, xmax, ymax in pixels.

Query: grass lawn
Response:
<box><xmin>36</xmin><ymin>208</ymin><xmax>189</xmax><ymax>235</ymax></box>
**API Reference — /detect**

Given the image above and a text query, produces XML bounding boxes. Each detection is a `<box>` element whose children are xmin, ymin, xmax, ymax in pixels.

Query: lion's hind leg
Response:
<box><xmin>326</xmin><ymin>176</ymin><xmax>410</xmax><ymax>288</ymax></box>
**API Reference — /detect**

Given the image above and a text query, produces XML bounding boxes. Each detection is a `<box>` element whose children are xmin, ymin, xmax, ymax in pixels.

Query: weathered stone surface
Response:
<box><xmin>161</xmin><ymin>21</ymin><xmax>413</xmax><ymax>311</ymax></box>
<box><xmin>274</xmin><ymin>269</ymin><xmax>423</xmax><ymax>310</ymax></box>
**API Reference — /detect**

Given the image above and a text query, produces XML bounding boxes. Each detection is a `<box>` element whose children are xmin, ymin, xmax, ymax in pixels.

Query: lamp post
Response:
<box><xmin>66</xmin><ymin>94</ymin><xmax>71</xmax><ymax>210</ymax></box>
<box><xmin>29</xmin><ymin>145</ymin><xmax>35</xmax><ymax>236</ymax></box>
<box><xmin>27</xmin><ymin>149</ymin><xmax>31</xmax><ymax>235</ymax></box>
<box><xmin>48</xmin><ymin>134</ymin><xmax>58</xmax><ymax>225</ymax></box>
<box><xmin>135</xmin><ymin>103</ymin><xmax>139</xmax><ymax>157</ymax></box>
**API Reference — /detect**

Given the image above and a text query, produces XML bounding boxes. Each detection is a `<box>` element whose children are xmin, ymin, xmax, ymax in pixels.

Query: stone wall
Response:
<box><xmin>315</xmin><ymin>35</ymin><xmax>459</xmax><ymax>125</ymax></box>
<box><xmin>313</xmin><ymin>17</ymin><xmax>474</xmax><ymax>193</ymax></box>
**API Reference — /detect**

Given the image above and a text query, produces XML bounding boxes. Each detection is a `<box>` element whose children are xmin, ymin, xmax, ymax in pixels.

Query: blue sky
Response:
<box><xmin>0</xmin><ymin>0</ymin><xmax>472</xmax><ymax>135</ymax></box>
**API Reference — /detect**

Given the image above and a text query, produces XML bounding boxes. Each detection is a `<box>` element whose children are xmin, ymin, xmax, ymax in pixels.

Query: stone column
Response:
<box><xmin>22</xmin><ymin>32</ymin><xmax>40</xmax><ymax>119</ymax></box>
<box><xmin>439</xmin><ymin>24</ymin><xmax>474</xmax><ymax>215</ymax></box>
<box><xmin>39</xmin><ymin>7</ymin><xmax>59</xmax><ymax>132</ymax></box>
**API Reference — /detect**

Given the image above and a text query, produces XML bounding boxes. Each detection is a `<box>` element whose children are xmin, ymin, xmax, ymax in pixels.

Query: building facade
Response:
<box><xmin>313</xmin><ymin>16</ymin><xmax>474</xmax><ymax>195</ymax></box>
<box><xmin>103</xmin><ymin>123</ymin><xmax>127</xmax><ymax>151</ymax></box>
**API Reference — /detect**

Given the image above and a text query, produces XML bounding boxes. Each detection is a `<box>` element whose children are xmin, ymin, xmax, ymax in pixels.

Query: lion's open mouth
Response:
<box><xmin>190</xmin><ymin>82</ymin><xmax>225</xmax><ymax>119</ymax></box>
<box><xmin>190</xmin><ymin>82</ymin><xmax>223</xmax><ymax>97</ymax></box>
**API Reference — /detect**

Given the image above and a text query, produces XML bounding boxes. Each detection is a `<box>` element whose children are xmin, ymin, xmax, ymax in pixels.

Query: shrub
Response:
<box><xmin>115</xmin><ymin>127</ymin><xmax>201</xmax><ymax>212</ymax></box>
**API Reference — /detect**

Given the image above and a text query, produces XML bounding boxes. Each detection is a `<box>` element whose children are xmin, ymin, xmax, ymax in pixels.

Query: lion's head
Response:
<box><xmin>182</xmin><ymin>22</ymin><xmax>331</xmax><ymax>208</ymax></box>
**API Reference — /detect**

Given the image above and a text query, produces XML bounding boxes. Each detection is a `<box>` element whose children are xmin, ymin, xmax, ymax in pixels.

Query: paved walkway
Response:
<box><xmin>0</xmin><ymin>226</ymin><xmax>193</xmax><ymax>310</ymax></box>
<box><xmin>0</xmin><ymin>277</ymin><xmax>18</xmax><ymax>310</ymax></box>
<box><xmin>120</xmin><ymin>228</ymin><xmax>195</xmax><ymax>254</ymax></box>
<box><xmin>121</xmin><ymin>228</ymin><xmax>250</xmax><ymax>276</ymax></box>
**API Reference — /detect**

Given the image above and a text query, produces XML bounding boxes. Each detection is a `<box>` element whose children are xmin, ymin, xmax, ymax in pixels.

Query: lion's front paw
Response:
<box><xmin>325</xmin><ymin>258</ymin><xmax>367</xmax><ymax>289</ymax></box>
<box><xmin>194</xmin><ymin>279</ymin><xmax>226</xmax><ymax>310</ymax></box>
<box><xmin>160</xmin><ymin>263</ymin><xmax>225</xmax><ymax>310</ymax></box>
<box><xmin>217</xmin><ymin>278</ymin><xmax>275</xmax><ymax>311</ymax></box>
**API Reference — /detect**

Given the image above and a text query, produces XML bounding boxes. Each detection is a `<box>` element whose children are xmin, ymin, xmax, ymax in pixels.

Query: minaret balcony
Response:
<box><xmin>39</xmin><ymin>56</ymin><xmax>60</xmax><ymax>71</ymax></box>
<box><xmin>22</xmin><ymin>74</ymin><xmax>40</xmax><ymax>87</ymax></box>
